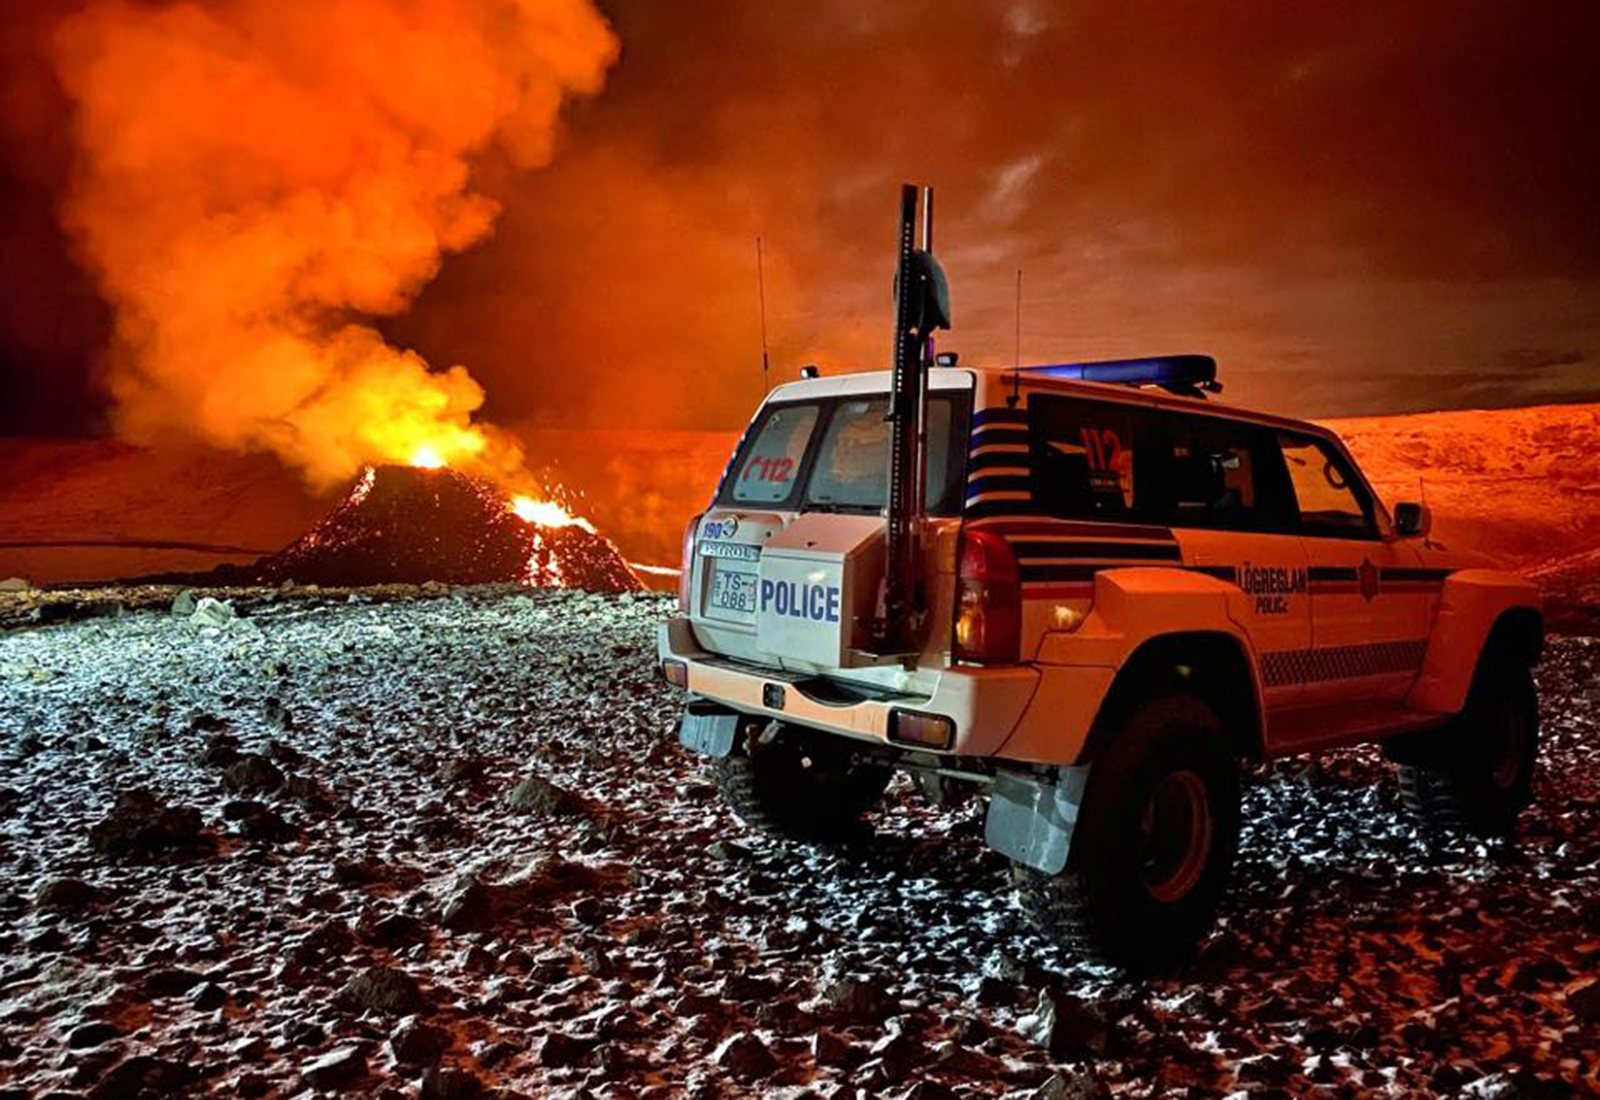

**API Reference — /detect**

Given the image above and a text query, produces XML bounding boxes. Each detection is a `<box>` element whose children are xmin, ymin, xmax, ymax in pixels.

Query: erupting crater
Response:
<box><xmin>253</xmin><ymin>464</ymin><xmax>639</xmax><ymax>591</ymax></box>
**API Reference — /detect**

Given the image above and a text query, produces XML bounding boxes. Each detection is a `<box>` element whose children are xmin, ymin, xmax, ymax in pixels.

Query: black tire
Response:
<box><xmin>1396</xmin><ymin>659</ymin><xmax>1538</xmax><ymax>839</ymax></box>
<box><xmin>712</xmin><ymin>724</ymin><xmax>891</xmax><ymax>840</ymax></box>
<box><xmin>1014</xmin><ymin>695</ymin><xmax>1240</xmax><ymax>970</ymax></box>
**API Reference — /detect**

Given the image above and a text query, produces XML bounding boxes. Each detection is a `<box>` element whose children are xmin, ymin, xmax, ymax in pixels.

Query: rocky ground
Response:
<box><xmin>0</xmin><ymin>588</ymin><xmax>1597</xmax><ymax>1099</ymax></box>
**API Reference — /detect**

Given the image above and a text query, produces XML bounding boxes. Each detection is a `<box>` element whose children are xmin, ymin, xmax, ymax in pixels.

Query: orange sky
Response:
<box><xmin>3</xmin><ymin>0</ymin><xmax>1598</xmax><ymax>439</ymax></box>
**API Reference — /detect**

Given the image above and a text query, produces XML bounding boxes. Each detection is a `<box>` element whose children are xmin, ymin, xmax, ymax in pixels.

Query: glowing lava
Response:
<box><xmin>410</xmin><ymin>446</ymin><xmax>447</xmax><ymax>469</ymax></box>
<box><xmin>510</xmin><ymin>495</ymin><xmax>596</xmax><ymax>532</ymax></box>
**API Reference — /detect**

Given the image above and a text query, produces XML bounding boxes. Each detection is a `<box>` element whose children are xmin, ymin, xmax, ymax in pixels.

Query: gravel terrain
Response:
<box><xmin>1</xmin><ymin>588</ymin><xmax>1597</xmax><ymax>1098</ymax></box>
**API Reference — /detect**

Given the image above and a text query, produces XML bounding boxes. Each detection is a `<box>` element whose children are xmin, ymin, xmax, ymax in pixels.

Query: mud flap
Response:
<box><xmin>679</xmin><ymin>703</ymin><xmax>741</xmax><ymax>758</ymax></box>
<box><xmin>984</xmin><ymin>765</ymin><xmax>1092</xmax><ymax>876</ymax></box>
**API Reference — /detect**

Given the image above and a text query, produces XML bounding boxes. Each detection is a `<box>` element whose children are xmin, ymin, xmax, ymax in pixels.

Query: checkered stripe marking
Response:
<box><xmin>1261</xmin><ymin>639</ymin><xmax>1428</xmax><ymax>688</ymax></box>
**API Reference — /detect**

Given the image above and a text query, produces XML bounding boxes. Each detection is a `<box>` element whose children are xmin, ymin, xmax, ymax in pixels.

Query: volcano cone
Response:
<box><xmin>254</xmin><ymin>466</ymin><xmax>639</xmax><ymax>591</ymax></box>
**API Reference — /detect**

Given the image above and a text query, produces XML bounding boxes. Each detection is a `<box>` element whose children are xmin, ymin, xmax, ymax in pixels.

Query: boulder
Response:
<box><xmin>337</xmin><ymin>966</ymin><xmax>430</xmax><ymax>1017</ymax></box>
<box><xmin>88</xmin><ymin>788</ymin><xmax>209</xmax><ymax>858</ymax></box>
<box><xmin>1568</xmin><ymin>979</ymin><xmax>1600</xmax><ymax>1021</ymax></box>
<box><xmin>821</xmin><ymin>976</ymin><xmax>895</xmax><ymax>1021</ymax></box>
<box><xmin>505</xmin><ymin>773</ymin><xmax>583</xmax><ymax>816</ymax></box>
<box><xmin>391</xmin><ymin>1019</ymin><xmax>451</xmax><ymax>1066</ymax></box>
<box><xmin>301</xmin><ymin>1045</ymin><xmax>369</xmax><ymax>1090</ymax></box>
<box><xmin>421</xmin><ymin>1068</ymin><xmax>484</xmax><ymax>1100</ymax></box>
<box><xmin>190</xmin><ymin>596</ymin><xmax>235</xmax><ymax>627</ymax></box>
<box><xmin>1017</xmin><ymin>988</ymin><xmax>1115</xmax><ymax>1061</ymax></box>
<box><xmin>713</xmin><ymin>1032</ymin><xmax>777</xmax><ymax>1082</ymax></box>
<box><xmin>87</xmin><ymin>1055</ymin><xmax>198</xmax><ymax>1100</ymax></box>
<box><xmin>35</xmin><ymin>878</ymin><xmax>105</xmax><ymax>912</ymax></box>
<box><xmin>224</xmin><ymin>754</ymin><xmax>286</xmax><ymax>794</ymax></box>
<box><xmin>1032</xmin><ymin>1069</ymin><xmax>1112</xmax><ymax>1100</ymax></box>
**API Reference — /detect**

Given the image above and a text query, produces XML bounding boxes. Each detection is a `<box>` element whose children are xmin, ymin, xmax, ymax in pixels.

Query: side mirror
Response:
<box><xmin>1395</xmin><ymin>501</ymin><xmax>1432</xmax><ymax>539</ymax></box>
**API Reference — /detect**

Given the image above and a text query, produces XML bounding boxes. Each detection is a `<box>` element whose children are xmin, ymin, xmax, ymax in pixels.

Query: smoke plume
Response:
<box><xmin>50</xmin><ymin>0</ymin><xmax>616</xmax><ymax>487</ymax></box>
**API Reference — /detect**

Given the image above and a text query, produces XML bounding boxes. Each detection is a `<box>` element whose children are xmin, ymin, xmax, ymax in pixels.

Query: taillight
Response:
<box><xmin>678</xmin><ymin>513</ymin><xmax>703</xmax><ymax>612</ymax></box>
<box><xmin>953</xmin><ymin>529</ymin><xmax>1021</xmax><ymax>664</ymax></box>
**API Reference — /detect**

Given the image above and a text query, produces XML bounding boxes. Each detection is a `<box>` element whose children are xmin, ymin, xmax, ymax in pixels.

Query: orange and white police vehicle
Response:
<box><xmin>658</xmin><ymin>187</ymin><xmax>1543</xmax><ymax>967</ymax></box>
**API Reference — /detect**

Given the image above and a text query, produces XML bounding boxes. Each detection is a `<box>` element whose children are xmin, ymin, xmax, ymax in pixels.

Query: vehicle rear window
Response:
<box><xmin>728</xmin><ymin>404</ymin><xmax>818</xmax><ymax>504</ymax></box>
<box><xmin>719</xmin><ymin>393</ymin><xmax>970</xmax><ymax>514</ymax></box>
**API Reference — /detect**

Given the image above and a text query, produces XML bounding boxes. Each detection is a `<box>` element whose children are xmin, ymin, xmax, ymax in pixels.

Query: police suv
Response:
<box><xmin>658</xmin><ymin>190</ymin><xmax>1543</xmax><ymax>968</ymax></box>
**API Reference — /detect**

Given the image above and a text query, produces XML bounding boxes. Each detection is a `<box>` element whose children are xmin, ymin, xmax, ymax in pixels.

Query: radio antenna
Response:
<box><xmin>1009</xmin><ymin>268</ymin><xmax>1023</xmax><ymax>407</ymax></box>
<box><xmin>755</xmin><ymin>235</ymin><xmax>771</xmax><ymax>395</ymax></box>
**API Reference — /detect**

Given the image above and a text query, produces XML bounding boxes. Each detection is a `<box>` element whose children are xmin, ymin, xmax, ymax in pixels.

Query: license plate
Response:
<box><xmin>707</xmin><ymin>567</ymin><xmax>758</xmax><ymax>616</ymax></box>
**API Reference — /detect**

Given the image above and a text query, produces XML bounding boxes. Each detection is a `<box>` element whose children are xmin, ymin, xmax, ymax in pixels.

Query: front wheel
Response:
<box><xmin>711</xmin><ymin>724</ymin><xmax>891</xmax><ymax>840</ymax></box>
<box><xmin>1396</xmin><ymin>660</ymin><xmax>1538</xmax><ymax>838</ymax></box>
<box><xmin>1014</xmin><ymin>695</ymin><xmax>1240</xmax><ymax>970</ymax></box>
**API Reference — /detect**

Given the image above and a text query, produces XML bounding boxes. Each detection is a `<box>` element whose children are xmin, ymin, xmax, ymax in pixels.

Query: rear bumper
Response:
<box><xmin>657</xmin><ymin>616</ymin><xmax>1039</xmax><ymax>756</ymax></box>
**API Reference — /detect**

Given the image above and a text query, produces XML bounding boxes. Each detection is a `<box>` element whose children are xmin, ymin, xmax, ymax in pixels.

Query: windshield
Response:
<box><xmin>720</xmin><ymin>392</ymin><xmax>970</xmax><ymax>515</ymax></box>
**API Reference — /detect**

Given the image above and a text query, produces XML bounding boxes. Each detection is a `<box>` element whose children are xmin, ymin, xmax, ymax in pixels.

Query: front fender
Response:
<box><xmin>1407</xmin><ymin>569</ymin><xmax>1542</xmax><ymax>715</ymax></box>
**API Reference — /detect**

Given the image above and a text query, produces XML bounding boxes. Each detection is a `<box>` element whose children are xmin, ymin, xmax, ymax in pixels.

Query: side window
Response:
<box><xmin>1163</xmin><ymin>415</ymin><xmax>1293</xmax><ymax>531</ymax></box>
<box><xmin>729</xmin><ymin>404</ymin><xmax>818</xmax><ymax>505</ymax></box>
<box><xmin>1029</xmin><ymin>397</ymin><xmax>1153</xmax><ymax>520</ymax></box>
<box><xmin>1278</xmin><ymin>433</ymin><xmax>1376</xmax><ymax>538</ymax></box>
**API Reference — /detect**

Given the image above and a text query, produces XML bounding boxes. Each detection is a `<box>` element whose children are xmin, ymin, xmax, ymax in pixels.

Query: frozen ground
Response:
<box><xmin>0</xmin><ymin>589</ymin><xmax>1597</xmax><ymax>1098</ymax></box>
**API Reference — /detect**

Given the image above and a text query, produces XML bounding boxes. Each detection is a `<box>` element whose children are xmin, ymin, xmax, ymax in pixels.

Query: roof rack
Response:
<box><xmin>1018</xmin><ymin>354</ymin><xmax>1221</xmax><ymax>399</ymax></box>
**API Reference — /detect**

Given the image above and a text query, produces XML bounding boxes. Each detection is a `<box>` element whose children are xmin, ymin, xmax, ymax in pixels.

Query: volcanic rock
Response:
<box><xmin>253</xmin><ymin>465</ymin><xmax>640</xmax><ymax>590</ymax></box>
<box><xmin>66</xmin><ymin>1022</ymin><xmax>124</xmax><ymax>1049</ymax></box>
<box><xmin>713</xmin><ymin>1031</ymin><xmax>778</xmax><ymax>1082</ymax></box>
<box><xmin>35</xmin><ymin>877</ymin><xmax>105</xmax><ymax>912</ymax></box>
<box><xmin>86</xmin><ymin>1055</ymin><xmax>198</xmax><ymax>1099</ymax></box>
<box><xmin>190</xmin><ymin>596</ymin><xmax>235</xmax><ymax>627</ymax></box>
<box><xmin>505</xmin><ymin>772</ymin><xmax>584</xmax><ymax>816</ymax></box>
<box><xmin>812</xmin><ymin>1028</ymin><xmax>855</xmax><ymax>1068</ymax></box>
<box><xmin>421</xmin><ymin>1068</ymin><xmax>485</xmax><ymax>1100</ymax></box>
<box><xmin>198</xmin><ymin>731</ymin><xmax>241</xmax><ymax>767</ymax></box>
<box><xmin>223</xmin><ymin>799</ymin><xmax>294</xmax><ymax>842</ymax></box>
<box><xmin>391</xmin><ymin>1019</ymin><xmax>451</xmax><ymax>1066</ymax></box>
<box><xmin>1018</xmin><ymin>988</ymin><xmax>1115</xmax><ymax>1060</ymax></box>
<box><xmin>87</xmin><ymin>788</ymin><xmax>209</xmax><ymax>858</ymax></box>
<box><xmin>360</xmin><ymin>910</ymin><xmax>430</xmax><ymax>948</ymax></box>
<box><xmin>821</xmin><ymin>976</ymin><xmax>895</xmax><ymax>1021</ymax></box>
<box><xmin>189</xmin><ymin>980</ymin><xmax>229</xmax><ymax>1011</ymax></box>
<box><xmin>1568</xmin><ymin>979</ymin><xmax>1600</xmax><ymax>1021</ymax></box>
<box><xmin>537</xmin><ymin>1031</ymin><xmax>599</xmax><ymax>1068</ymax></box>
<box><xmin>1032</xmin><ymin>1070</ymin><xmax>1112</xmax><ymax>1100</ymax></box>
<box><xmin>338</xmin><ymin>965</ymin><xmax>430</xmax><ymax>1016</ymax></box>
<box><xmin>301</xmin><ymin>1045</ymin><xmax>369</xmax><ymax>1090</ymax></box>
<box><xmin>224</xmin><ymin>754</ymin><xmax>286</xmax><ymax>794</ymax></box>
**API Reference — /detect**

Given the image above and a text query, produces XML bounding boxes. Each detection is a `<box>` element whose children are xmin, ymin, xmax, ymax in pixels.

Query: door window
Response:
<box><xmin>1162</xmin><ymin>415</ymin><xmax>1294</xmax><ymax>531</ymax></box>
<box><xmin>1278</xmin><ymin>433</ymin><xmax>1376</xmax><ymax>538</ymax></box>
<box><xmin>1029</xmin><ymin>397</ymin><xmax>1157</xmax><ymax>521</ymax></box>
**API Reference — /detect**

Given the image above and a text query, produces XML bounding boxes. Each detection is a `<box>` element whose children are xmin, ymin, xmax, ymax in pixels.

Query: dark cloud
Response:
<box><xmin>5</xmin><ymin>0</ymin><xmax>1600</xmax><ymax>436</ymax></box>
<box><xmin>1499</xmin><ymin>348</ymin><xmax>1588</xmax><ymax>373</ymax></box>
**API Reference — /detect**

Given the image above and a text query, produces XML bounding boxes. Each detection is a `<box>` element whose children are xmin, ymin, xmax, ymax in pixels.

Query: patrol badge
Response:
<box><xmin>1358</xmin><ymin>558</ymin><xmax>1380</xmax><ymax>602</ymax></box>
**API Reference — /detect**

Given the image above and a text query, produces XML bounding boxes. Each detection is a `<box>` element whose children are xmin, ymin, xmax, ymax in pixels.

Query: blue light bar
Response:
<box><xmin>1019</xmin><ymin>354</ymin><xmax>1217</xmax><ymax>390</ymax></box>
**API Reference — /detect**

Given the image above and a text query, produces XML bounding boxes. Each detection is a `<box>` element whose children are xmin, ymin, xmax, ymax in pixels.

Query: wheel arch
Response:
<box><xmin>1078</xmin><ymin>631</ymin><xmax>1264</xmax><ymax>764</ymax></box>
<box><xmin>1407</xmin><ymin>570</ymin><xmax>1543</xmax><ymax>715</ymax></box>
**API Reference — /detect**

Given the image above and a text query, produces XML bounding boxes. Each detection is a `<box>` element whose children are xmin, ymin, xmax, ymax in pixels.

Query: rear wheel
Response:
<box><xmin>712</xmin><ymin>724</ymin><xmax>891</xmax><ymax>840</ymax></box>
<box><xmin>1014</xmin><ymin>695</ymin><xmax>1240</xmax><ymax>970</ymax></box>
<box><xmin>1396</xmin><ymin>659</ymin><xmax>1538</xmax><ymax>838</ymax></box>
